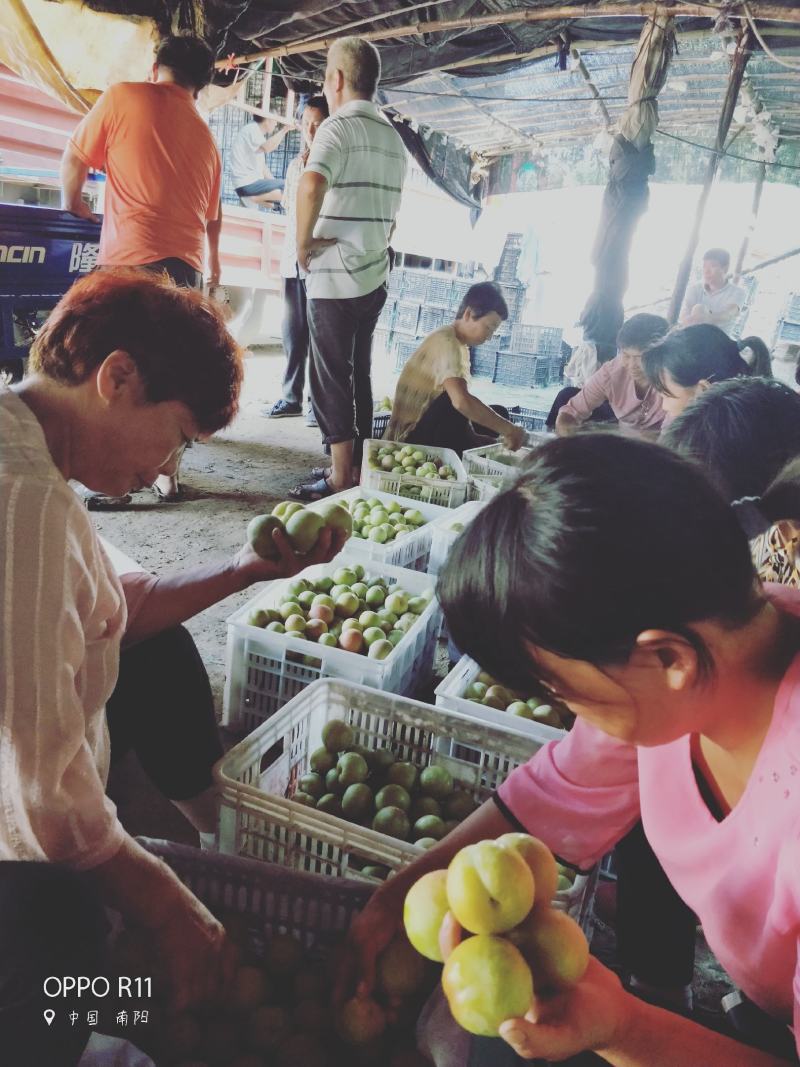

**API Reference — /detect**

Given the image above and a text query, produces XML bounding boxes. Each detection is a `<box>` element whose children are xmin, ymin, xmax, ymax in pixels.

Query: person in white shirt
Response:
<box><xmin>680</xmin><ymin>247</ymin><xmax>746</xmax><ymax>338</ymax></box>
<box><xmin>0</xmin><ymin>269</ymin><xmax>343</xmax><ymax>1063</ymax></box>
<box><xmin>230</xmin><ymin>115</ymin><xmax>292</xmax><ymax>206</ymax></box>
<box><xmin>263</xmin><ymin>95</ymin><xmax>329</xmax><ymax>421</ymax></box>
<box><xmin>291</xmin><ymin>36</ymin><xmax>407</xmax><ymax>499</ymax></box>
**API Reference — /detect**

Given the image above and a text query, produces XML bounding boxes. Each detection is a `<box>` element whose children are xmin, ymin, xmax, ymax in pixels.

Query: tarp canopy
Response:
<box><xmin>3</xmin><ymin>1</ymin><xmax>800</xmax><ymax>185</ymax></box>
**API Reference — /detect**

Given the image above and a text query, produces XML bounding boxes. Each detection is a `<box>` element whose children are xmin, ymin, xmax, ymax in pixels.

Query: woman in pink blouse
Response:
<box><xmin>0</xmin><ymin>270</ymin><xmax>343</xmax><ymax>1063</ymax></box>
<box><xmin>555</xmin><ymin>314</ymin><xmax>668</xmax><ymax>439</ymax></box>
<box><xmin>345</xmin><ymin>433</ymin><xmax>800</xmax><ymax>1065</ymax></box>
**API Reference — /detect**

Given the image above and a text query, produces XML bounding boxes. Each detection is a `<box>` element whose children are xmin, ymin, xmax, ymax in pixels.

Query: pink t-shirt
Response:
<box><xmin>561</xmin><ymin>355</ymin><xmax>664</xmax><ymax>437</ymax></box>
<box><xmin>498</xmin><ymin>583</ymin><xmax>800</xmax><ymax>1049</ymax></box>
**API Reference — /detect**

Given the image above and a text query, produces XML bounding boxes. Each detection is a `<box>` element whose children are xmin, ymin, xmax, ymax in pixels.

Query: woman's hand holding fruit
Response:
<box><xmin>233</xmin><ymin>524</ymin><xmax>346</xmax><ymax>587</ymax></box>
<box><xmin>498</xmin><ymin>955</ymin><xmax>632</xmax><ymax>1062</ymax></box>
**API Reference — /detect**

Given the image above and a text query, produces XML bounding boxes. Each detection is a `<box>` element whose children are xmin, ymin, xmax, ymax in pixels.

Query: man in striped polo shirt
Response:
<box><xmin>291</xmin><ymin>36</ymin><xmax>407</xmax><ymax>499</ymax></box>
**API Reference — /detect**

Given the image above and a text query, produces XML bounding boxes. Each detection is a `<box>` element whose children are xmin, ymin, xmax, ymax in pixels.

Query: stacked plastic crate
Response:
<box><xmin>776</xmin><ymin>292</ymin><xmax>800</xmax><ymax>347</ymax></box>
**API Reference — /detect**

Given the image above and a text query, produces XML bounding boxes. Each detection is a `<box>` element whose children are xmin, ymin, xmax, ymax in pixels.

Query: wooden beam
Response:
<box><xmin>570</xmin><ymin>43</ymin><xmax>614</xmax><ymax>127</ymax></box>
<box><xmin>215</xmin><ymin>3</ymin><xmax>800</xmax><ymax>69</ymax></box>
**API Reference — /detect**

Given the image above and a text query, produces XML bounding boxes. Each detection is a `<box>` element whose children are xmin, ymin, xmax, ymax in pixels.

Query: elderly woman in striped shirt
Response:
<box><xmin>0</xmin><ymin>269</ymin><xmax>342</xmax><ymax>1063</ymax></box>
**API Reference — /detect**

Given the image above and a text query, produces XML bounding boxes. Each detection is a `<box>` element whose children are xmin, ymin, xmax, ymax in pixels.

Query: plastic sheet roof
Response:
<box><xmin>381</xmin><ymin>29</ymin><xmax>800</xmax><ymax>155</ymax></box>
<box><xmin>26</xmin><ymin>1</ymin><xmax>800</xmax><ymax>160</ymax></box>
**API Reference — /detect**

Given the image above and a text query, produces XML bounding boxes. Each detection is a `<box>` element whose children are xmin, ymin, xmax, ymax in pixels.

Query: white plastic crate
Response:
<box><xmin>309</xmin><ymin>487</ymin><xmax>448</xmax><ymax>571</ymax></box>
<box><xmin>361</xmin><ymin>439</ymin><xmax>469</xmax><ymax>509</ymax></box>
<box><xmin>468</xmin><ymin>474</ymin><xmax>503</xmax><ymax>503</ymax></box>
<box><xmin>215</xmin><ymin>678</ymin><xmax>592</xmax><ymax>922</ymax></box>
<box><xmin>223</xmin><ymin>555</ymin><xmax>441</xmax><ymax>732</ymax></box>
<box><xmin>427</xmin><ymin>500</ymin><xmax>486</xmax><ymax>576</ymax></box>
<box><xmin>461</xmin><ymin>438</ymin><xmax>546</xmax><ymax>480</ymax></box>
<box><xmin>435</xmin><ymin>656</ymin><xmax>567</xmax><ymax>745</ymax></box>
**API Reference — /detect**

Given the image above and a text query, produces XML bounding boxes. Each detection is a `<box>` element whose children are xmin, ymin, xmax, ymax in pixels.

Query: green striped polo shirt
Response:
<box><xmin>304</xmin><ymin>99</ymin><xmax>407</xmax><ymax>300</ymax></box>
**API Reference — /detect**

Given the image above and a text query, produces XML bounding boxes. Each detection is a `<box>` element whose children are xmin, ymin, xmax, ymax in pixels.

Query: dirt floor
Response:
<box><xmin>95</xmin><ymin>345</ymin><xmax>734</xmax><ymax>1023</ymax></box>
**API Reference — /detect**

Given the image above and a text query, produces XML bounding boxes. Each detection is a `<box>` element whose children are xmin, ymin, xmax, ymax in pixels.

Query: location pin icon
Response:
<box><xmin>43</xmin><ymin>1009</ymin><xmax>55</xmax><ymax>1027</ymax></box>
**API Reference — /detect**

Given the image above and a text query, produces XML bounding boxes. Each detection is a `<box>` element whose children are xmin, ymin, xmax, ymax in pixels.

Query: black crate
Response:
<box><xmin>394</xmin><ymin>301</ymin><xmax>420</xmax><ymax>334</ymax></box>
<box><xmin>494</xmin><ymin>352</ymin><xmax>538</xmax><ymax>388</ymax></box>
<box><xmin>372</xmin><ymin>412</ymin><xmax>390</xmax><ymax>439</ymax></box>
<box><xmin>401</xmin><ymin>271</ymin><xmax>429</xmax><ymax>300</ymax></box>
<box><xmin>509</xmin><ymin>405</ymin><xmax>549</xmax><ymax>432</ymax></box>
<box><xmin>471</xmin><ymin>345</ymin><xmax>498</xmax><ymax>380</ymax></box>
<box><xmin>417</xmin><ymin>306</ymin><xmax>451</xmax><ymax>336</ymax></box>
<box><xmin>426</xmin><ymin>275</ymin><xmax>454</xmax><ymax>307</ymax></box>
<box><xmin>498</xmin><ymin>283</ymin><xmax>526</xmax><ymax>317</ymax></box>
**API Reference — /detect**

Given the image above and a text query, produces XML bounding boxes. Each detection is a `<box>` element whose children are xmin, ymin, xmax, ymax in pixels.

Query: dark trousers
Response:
<box><xmin>139</xmin><ymin>257</ymin><xmax>202</xmax><ymax>290</ymax></box>
<box><xmin>107</xmin><ymin>625</ymin><xmax>222</xmax><ymax>801</ymax></box>
<box><xmin>0</xmin><ymin>864</ymin><xmax>109</xmax><ymax>1067</ymax></box>
<box><xmin>545</xmin><ymin>385</ymin><xmax>617</xmax><ymax>430</ymax></box>
<box><xmin>616</xmin><ymin>821</ymin><xmax>696</xmax><ymax>987</ymax></box>
<box><xmin>281</xmin><ymin>275</ymin><xmax>309</xmax><ymax>407</ymax></box>
<box><xmin>308</xmin><ymin>284</ymin><xmax>387</xmax><ymax>466</ymax></box>
<box><xmin>408</xmin><ymin>391</ymin><xmax>510</xmax><ymax>457</ymax></box>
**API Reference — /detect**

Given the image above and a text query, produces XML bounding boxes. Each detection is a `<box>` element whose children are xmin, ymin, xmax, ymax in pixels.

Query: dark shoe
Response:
<box><xmin>84</xmin><ymin>491</ymin><xmax>133</xmax><ymax>511</ymax></box>
<box><xmin>262</xmin><ymin>400</ymin><xmax>302</xmax><ymax>418</ymax></box>
<box><xmin>289</xmin><ymin>476</ymin><xmax>337</xmax><ymax>501</ymax></box>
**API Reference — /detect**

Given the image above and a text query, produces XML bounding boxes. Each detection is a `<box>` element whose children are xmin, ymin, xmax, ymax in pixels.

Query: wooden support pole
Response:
<box><xmin>734</xmin><ymin>160</ymin><xmax>766</xmax><ymax>279</ymax></box>
<box><xmin>667</xmin><ymin>28</ymin><xmax>753</xmax><ymax>324</ymax></box>
<box><xmin>215</xmin><ymin>2</ymin><xmax>800</xmax><ymax>69</ymax></box>
<box><xmin>570</xmin><ymin>43</ymin><xmax>614</xmax><ymax>127</ymax></box>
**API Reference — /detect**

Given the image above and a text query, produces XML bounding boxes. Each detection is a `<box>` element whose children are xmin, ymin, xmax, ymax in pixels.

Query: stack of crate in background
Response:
<box><xmin>376</xmin><ymin>233</ymin><xmax>564</xmax><ymax>391</ymax></box>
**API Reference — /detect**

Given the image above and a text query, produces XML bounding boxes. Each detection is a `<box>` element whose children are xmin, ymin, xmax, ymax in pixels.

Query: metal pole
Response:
<box><xmin>734</xmin><ymin>161</ymin><xmax>766</xmax><ymax>279</ymax></box>
<box><xmin>668</xmin><ymin>29</ymin><xmax>753</xmax><ymax>324</ymax></box>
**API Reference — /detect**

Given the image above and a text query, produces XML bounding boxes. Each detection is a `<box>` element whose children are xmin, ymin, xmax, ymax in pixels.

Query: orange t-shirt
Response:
<box><xmin>70</xmin><ymin>81</ymin><xmax>221</xmax><ymax>272</ymax></box>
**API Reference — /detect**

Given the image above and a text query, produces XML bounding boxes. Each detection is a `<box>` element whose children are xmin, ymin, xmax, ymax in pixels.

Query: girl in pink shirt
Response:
<box><xmin>346</xmin><ymin>433</ymin><xmax>800</xmax><ymax>1065</ymax></box>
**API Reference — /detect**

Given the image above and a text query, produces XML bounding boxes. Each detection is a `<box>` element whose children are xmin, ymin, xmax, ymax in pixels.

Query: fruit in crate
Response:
<box><xmin>122</xmin><ymin>910</ymin><xmax>440</xmax><ymax>1067</ymax></box>
<box><xmin>461</xmin><ymin>671</ymin><xmax>571</xmax><ymax>729</ymax></box>
<box><xmin>245</xmin><ymin>566</ymin><xmax>433</xmax><ymax>662</ymax></box>
<box><xmin>289</xmin><ymin>723</ymin><xmax>481</xmax><ymax>848</ymax></box>
<box><xmin>339</xmin><ymin>492</ymin><xmax>430</xmax><ymax>544</ymax></box>
<box><xmin>402</xmin><ymin>833</ymin><xmax>589</xmax><ymax>1037</ymax></box>
<box><xmin>367</xmin><ymin>444</ymin><xmax>459</xmax><ymax>481</ymax></box>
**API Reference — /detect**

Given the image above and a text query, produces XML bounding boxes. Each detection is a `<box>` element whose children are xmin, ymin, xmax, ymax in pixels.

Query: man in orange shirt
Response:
<box><xmin>61</xmin><ymin>34</ymin><xmax>222</xmax><ymax>502</ymax></box>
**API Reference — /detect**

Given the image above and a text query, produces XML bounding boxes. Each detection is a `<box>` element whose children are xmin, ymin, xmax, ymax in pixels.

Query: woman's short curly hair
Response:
<box><xmin>29</xmin><ymin>269</ymin><xmax>243</xmax><ymax>434</ymax></box>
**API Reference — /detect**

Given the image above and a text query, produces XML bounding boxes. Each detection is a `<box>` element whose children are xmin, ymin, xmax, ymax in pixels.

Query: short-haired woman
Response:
<box><xmin>0</xmin><ymin>269</ymin><xmax>343</xmax><ymax>1063</ymax></box>
<box><xmin>554</xmin><ymin>313</ymin><xmax>669</xmax><ymax>438</ymax></box>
